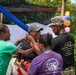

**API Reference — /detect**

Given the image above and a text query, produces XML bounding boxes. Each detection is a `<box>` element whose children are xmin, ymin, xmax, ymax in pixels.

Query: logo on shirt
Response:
<box><xmin>62</xmin><ymin>41</ymin><xmax>73</xmax><ymax>56</ymax></box>
<box><xmin>44</xmin><ymin>58</ymin><xmax>61</xmax><ymax>74</ymax></box>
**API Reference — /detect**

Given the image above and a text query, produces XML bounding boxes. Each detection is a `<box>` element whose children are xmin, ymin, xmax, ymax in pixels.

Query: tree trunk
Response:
<box><xmin>61</xmin><ymin>0</ymin><xmax>66</xmax><ymax>16</ymax></box>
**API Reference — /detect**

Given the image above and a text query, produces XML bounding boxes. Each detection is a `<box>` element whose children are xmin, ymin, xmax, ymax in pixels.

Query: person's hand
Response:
<box><xmin>26</xmin><ymin>34</ymin><xmax>34</xmax><ymax>42</ymax></box>
<box><xmin>19</xmin><ymin>36</ymin><xmax>26</xmax><ymax>42</ymax></box>
<box><xmin>16</xmin><ymin>59</ymin><xmax>23</xmax><ymax>68</ymax></box>
<box><xmin>14</xmin><ymin>36</ymin><xmax>27</xmax><ymax>46</ymax></box>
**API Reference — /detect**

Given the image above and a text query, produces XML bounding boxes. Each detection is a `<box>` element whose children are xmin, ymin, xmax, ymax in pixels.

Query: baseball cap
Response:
<box><xmin>47</xmin><ymin>16</ymin><xmax>64</xmax><ymax>27</ymax></box>
<box><xmin>28</xmin><ymin>24</ymin><xmax>43</xmax><ymax>32</ymax></box>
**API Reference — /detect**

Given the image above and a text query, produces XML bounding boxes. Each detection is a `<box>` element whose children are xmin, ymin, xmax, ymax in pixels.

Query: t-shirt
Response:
<box><xmin>19</xmin><ymin>40</ymin><xmax>37</xmax><ymax>62</ymax></box>
<box><xmin>0</xmin><ymin>40</ymin><xmax>18</xmax><ymax>75</ymax></box>
<box><xmin>28</xmin><ymin>52</ymin><xmax>63</xmax><ymax>75</ymax></box>
<box><xmin>51</xmin><ymin>33</ymin><xmax>74</xmax><ymax>68</ymax></box>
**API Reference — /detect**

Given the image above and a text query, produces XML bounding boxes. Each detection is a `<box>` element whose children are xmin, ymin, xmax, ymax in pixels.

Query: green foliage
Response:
<box><xmin>74</xmin><ymin>35</ymin><xmax>76</xmax><ymax>62</ymax></box>
<box><xmin>70</xmin><ymin>4</ymin><xmax>76</xmax><ymax>33</ymax></box>
<box><xmin>26</xmin><ymin>0</ymin><xmax>62</xmax><ymax>7</ymax></box>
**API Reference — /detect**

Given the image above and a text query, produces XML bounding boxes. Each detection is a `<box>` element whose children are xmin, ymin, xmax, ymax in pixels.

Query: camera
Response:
<box><xmin>17</xmin><ymin>52</ymin><xmax>23</xmax><ymax>62</ymax></box>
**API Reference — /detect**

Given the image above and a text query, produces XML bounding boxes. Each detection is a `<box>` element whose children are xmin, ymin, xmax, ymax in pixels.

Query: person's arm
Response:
<box><xmin>14</xmin><ymin>36</ymin><xmax>26</xmax><ymax>46</ymax></box>
<box><xmin>26</xmin><ymin>35</ymin><xmax>42</xmax><ymax>55</ymax></box>
<box><xmin>16</xmin><ymin>60</ymin><xmax>30</xmax><ymax>75</ymax></box>
<box><xmin>14</xmin><ymin>40</ymin><xmax>21</xmax><ymax>46</ymax></box>
<box><xmin>23</xmin><ymin>47</ymin><xmax>34</xmax><ymax>57</ymax></box>
<box><xmin>31</xmin><ymin>40</ymin><xmax>42</xmax><ymax>55</ymax></box>
<box><xmin>19</xmin><ymin>67</ymin><xmax>30</xmax><ymax>75</ymax></box>
<box><xmin>13</xmin><ymin>47</ymin><xmax>34</xmax><ymax>57</ymax></box>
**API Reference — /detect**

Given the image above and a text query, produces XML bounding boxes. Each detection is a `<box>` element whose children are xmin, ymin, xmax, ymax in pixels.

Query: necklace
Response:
<box><xmin>43</xmin><ymin>47</ymin><xmax>51</xmax><ymax>53</ymax></box>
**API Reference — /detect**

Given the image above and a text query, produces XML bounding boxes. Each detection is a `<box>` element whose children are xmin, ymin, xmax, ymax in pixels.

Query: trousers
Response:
<box><xmin>6</xmin><ymin>57</ymin><xmax>18</xmax><ymax>75</ymax></box>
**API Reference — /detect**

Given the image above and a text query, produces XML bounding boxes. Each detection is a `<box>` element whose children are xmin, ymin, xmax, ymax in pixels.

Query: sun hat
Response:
<box><xmin>47</xmin><ymin>16</ymin><xmax>64</xmax><ymax>27</ymax></box>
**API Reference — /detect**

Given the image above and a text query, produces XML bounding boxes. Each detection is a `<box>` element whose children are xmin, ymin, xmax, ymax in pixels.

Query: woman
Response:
<box><xmin>16</xmin><ymin>33</ymin><xmax>63</xmax><ymax>75</ymax></box>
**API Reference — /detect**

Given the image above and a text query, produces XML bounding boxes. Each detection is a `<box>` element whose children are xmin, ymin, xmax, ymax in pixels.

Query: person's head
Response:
<box><xmin>47</xmin><ymin>16</ymin><xmax>64</xmax><ymax>35</ymax></box>
<box><xmin>28</xmin><ymin>24</ymin><xmax>43</xmax><ymax>42</ymax></box>
<box><xmin>48</xmin><ymin>23</ymin><xmax>64</xmax><ymax>35</ymax></box>
<box><xmin>39</xmin><ymin>33</ymin><xmax>52</xmax><ymax>52</ymax></box>
<box><xmin>0</xmin><ymin>24</ymin><xmax>10</xmax><ymax>41</ymax></box>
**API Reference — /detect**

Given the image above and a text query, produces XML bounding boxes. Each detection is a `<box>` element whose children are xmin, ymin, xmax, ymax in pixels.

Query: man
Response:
<box><xmin>6</xmin><ymin>24</ymin><xmax>43</xmax><ymax>75</ymax></box>
<box><xmin>0</xmin><ymin>24</ymin><xmax>34</xmax><ymax>75</ymax></box>
<box><xmin>48</xmin><ymin>16</ymin><xmax>75</xmax><ymax>75</ymax></box>
<box><xmin>19</xmin><ymin>24</ymin><xmax>43</xmax><ymax>61</ymax></box>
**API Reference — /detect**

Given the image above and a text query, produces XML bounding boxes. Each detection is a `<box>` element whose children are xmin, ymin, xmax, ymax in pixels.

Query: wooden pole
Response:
<box><xmin>61</xmin><ymin>0</ymin><xmax>66</xmax><ymax>16</ymax></box>
<box><xmin>0</xmin><ymin>13</ymin><xmax>3</xmax><ymax>24</ymax></box>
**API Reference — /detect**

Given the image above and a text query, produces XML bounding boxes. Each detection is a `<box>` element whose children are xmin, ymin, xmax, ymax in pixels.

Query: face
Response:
<box><xmin>29</xmin><ymin>31</ymin><xmax>41</xmax><ymax>42</ymax></box>
<box><xmin>51</xmin><ymin>25</ymin><xmax>61</xmax><ymax>35</ymax></box>
<box><xmin>2</xmin><ymin>28</ymin><xmax>11</xmax><ymax>41</ymax></box>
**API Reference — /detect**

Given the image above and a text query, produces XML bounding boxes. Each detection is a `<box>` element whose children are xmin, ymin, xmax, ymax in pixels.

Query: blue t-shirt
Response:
<box><xmin>28</xmin><ymin>52</ymin><xmax>63</xmax><ymax>75</ymax></box>
<box><xmin>0</xmin><ymin>40</ymin><xmax>18</xmax><ymax>75</ymax></box>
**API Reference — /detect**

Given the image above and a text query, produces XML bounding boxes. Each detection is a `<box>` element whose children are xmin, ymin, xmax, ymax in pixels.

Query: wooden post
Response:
<box><xmin>0</xmin><ymin>13</ymin><xmax>3</xmax><ymax>24</ymax></box>
<box><xmin>61</xmin><ymin>0</ymin><xmax>66</xmax><ymax>16</ymax></box>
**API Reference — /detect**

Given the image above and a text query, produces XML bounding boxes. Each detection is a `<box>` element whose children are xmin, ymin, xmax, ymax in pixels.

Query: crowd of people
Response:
<box><xmin>0</xmin><ymin>16</ymin><xmax>75</xmax><ymax>75</ymax></box>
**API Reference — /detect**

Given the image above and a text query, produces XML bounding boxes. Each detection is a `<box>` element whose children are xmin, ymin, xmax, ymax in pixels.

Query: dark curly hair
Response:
<box><xmin>39</xmin><ymin>33</ymin><xmax>52</xmax><ymax>48</ymax></box>
<box><xmin>0</xmin><ymin>24</ymin><xmax>8</xmax><ymax>34</ymax></box>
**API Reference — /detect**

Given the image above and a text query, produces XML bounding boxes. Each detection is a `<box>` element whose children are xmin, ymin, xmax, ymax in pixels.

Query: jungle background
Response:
<box><xmin>0</xmin><ymin>0</ymin><xmax>76</xmax><ymax>73</ymax></box>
